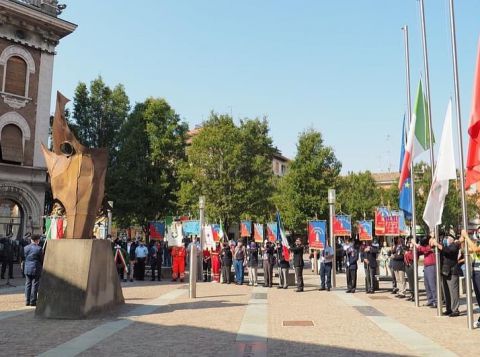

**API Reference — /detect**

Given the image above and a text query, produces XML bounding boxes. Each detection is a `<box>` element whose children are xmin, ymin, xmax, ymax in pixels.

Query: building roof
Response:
<box><xmin>371</xmin><ymin>172</ymin><xmax>399</xmax><ymax>184</ymax></box>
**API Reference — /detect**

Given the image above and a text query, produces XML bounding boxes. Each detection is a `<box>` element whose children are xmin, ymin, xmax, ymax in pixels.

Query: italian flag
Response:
<box><xmin>399</xmin><ymin>81</ymin><xmax>433</xmax><ymax>189</ymax></box>
<box><xmin>45</xmin><ymin>216</ymin><xmax>65</xmax><ymax>240</ymax></box>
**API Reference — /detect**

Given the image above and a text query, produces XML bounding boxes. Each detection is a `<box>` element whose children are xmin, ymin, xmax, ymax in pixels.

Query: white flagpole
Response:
<box><xmin>402</xmin><ymin>25</ymin><xmax>419</xmax><ymax>307</ymax></box>
<box><xmin>448</xmin><ymin>0</ymin><xmax>474</xmax><ymax>330</ymax></box>
<box><xmin>419</xmin><ymin>0</ymin><xmax>441</xmax><ymax>317</ymax></box>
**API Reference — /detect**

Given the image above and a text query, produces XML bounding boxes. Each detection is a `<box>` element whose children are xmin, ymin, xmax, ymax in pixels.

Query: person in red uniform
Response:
<box><xmin>203</xmin><ymin>248</ymin><xmax>211</xmax><ymax>282</ymax></box>
<box><xmin>211</xmin><ymin>243</ymin><xmax>221</xmax><ymax>283</ymax></box>
<box><xmin>171</xmin><ymin>245</ymin><xmax>186</xmax><ymax>282</ymax></box>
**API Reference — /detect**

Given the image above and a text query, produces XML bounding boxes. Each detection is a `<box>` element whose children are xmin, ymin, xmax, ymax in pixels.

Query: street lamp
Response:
<box><xmin>107</xmin><ymin>200</ymin><xmax>113</xmax><ymax>236</ymax></box>
<box><xmin>190</xmin><ymin>196</ymin><xmax>205</xmax><ymax>299</ymax></box>
<box><xmin>328</xmin><ymin>189</ymin><xmax>336</xmax><ymax>288</ymax></box>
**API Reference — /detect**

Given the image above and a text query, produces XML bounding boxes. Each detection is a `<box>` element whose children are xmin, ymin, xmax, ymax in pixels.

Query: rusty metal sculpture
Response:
<box><xmin>41</xmin><ymin>92</ymin><xmax>107</xmax><ymax>239</ymax></box>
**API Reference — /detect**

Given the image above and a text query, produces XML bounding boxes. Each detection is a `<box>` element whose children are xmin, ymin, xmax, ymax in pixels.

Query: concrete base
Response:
<box><xmin>36</xmin><ymin>239</ymin><xmax>124</xmax><ymax>319</ymax></box>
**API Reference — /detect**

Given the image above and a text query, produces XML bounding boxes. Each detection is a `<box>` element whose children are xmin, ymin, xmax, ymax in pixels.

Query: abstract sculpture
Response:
<box><xmin>41</xmin><ymin>92</ymin><xmax>107</xmax><ymax>239</ymax></box>
<box><xmin>36</xmin><ymin>92</ymin><xmax>124</xmax><ymax>319</ymax></box>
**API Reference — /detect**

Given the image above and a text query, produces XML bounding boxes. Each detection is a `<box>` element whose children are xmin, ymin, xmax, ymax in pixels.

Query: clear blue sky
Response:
<box><xmin>53</xmin><ymin>0</ymin><xmax>480</xmax><ymax>173</ymax></box>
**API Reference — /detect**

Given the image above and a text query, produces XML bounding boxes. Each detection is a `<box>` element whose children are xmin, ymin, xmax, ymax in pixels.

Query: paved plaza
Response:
<box><xmin>0</xmin><ymin>262</ymin><xmax>479</xmax><ymax>357</ymax></box>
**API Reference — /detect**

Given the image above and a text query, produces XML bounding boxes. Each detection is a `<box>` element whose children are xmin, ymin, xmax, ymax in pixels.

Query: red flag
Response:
<box><xmin>466</xmin><ymin>41</ymin><xmax>480</xmax><ymax>190</ymax></box>
<box><xmin>56</xmin><ymin>217</ymin><xmax>64</xmax><ymax>239</ymax></box>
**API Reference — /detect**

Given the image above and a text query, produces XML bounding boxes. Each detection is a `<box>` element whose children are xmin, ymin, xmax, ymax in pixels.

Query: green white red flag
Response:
<box><xmin>399</xmin><ymin>81</ymin><xmax>433</xmax><ymax>189</ymax></box>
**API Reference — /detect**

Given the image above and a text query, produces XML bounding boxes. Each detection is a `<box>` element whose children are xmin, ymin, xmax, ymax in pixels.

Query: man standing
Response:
<box><xmin>221</xmin><ymin>242</ymin><xmax>233</xmax><ymax>284</ymax></box>
<box><xmin>262</xmin><ymin>241</ymin><xmax>275</xmax><ymax>288</ymax></box>
<box><xmin>319</xmin><ymin>241</ymin><xmax>334</xmax><ymax>291</ymax></box>
<box><xmin>24</xmin><ymin>234</ymin><xmax>43</xmax><ymax>306</ymax></box>
<box><xmin>416</xmin><ymin>236</ymin><xmax>437</xmax><ymax>308</ymax></box>
<box><xmin>291</xmin><ymin>238</ymin><xmax>304</xmax><ymax>292</ymax></box>
<box><xmin>345</xmin><ymin>238</ymin><xmax>359</xmax><ymax>293</ymax></box>
<box><xmin>202</xmin><ymin>247</ymin><xmax>211</xmax><ymax>282</ymax></box>
<box><xmin>148</xmin><ymin>241</ymin><xmax>162</xmax><ymax>281</ymax></box>
<box><xmin>127</xmin><ymin>238</ymin><xmax>137</xmax><ymax>282</ymax></box>
<box><xmin>171</xmin><ymin>244</ymin><xmax>186</xmax><ymax>282</ymax></box>
<box><xmin>233</xmin><ymin>241</ymin><xmax>246</xmax><ymax>285</ymax></box>
<box><xmin>0</xmin><ymin>234</ymin><xmax>14</xmax><ymax>279</ymax></box>
<box><xmin>276</xmin><ymin>242</ymin><xmax>289</xmax><ymax>289</ymax></box>
<box><xmin>391</xmin><ymin>238</ymin><xmax>406</xmax><ymax>298</ymax></box>
<box><xmin>363</xmin><ymin>240</ymin><xmax>379</xmax><ymax>294</ymax></box>
<box><xmin>135</xmin><ymin>241</ymin><xmax>148</xmax><ymax>281</ymax></box>
<box><xmin>432</xmin><ymin>232</ymin><xmax>461</xmax><ymax>317</ymax></box>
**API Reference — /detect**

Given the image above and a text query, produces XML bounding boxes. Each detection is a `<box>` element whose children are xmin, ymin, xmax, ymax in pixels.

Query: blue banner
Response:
<box><xmin>182</xmin><ymin>220</ymin><xmax>200</xmax><ymax>236</ymax></box>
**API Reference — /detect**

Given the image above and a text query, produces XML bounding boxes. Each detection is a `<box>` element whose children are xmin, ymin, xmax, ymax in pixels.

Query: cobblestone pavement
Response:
<box><xmin>0</xmin><ymin>262</ymin><xmax>479</xmax><ymax>356</ymax></box>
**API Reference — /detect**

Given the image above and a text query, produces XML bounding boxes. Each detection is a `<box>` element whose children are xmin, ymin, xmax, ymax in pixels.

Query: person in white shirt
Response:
<box><xmin>135</xmin><ymin>241</ymin><xmax>148</xmax><ymax>280</ymax></box>
<box><xmin>319</xmin><ymin>240</ymin><xmax>334</xmax><ymax>291</ymax></box>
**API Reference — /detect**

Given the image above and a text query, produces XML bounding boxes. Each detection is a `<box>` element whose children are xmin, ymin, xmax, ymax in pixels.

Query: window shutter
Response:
<box><xmin>4</xmin><ymin>56</ymin><xmax>27</xmax><ymax>96</ymax></box>
<box><xmin>0</xmin><ymin>124</ymin><xmax>23</xmax><ymax>163</ymax></box>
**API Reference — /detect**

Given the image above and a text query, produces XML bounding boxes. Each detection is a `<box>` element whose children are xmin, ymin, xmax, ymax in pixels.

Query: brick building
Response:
<box><xmin>0</xmin><ymin>0</ymin><xmax>75</xmax><ymax>238</ymax></box>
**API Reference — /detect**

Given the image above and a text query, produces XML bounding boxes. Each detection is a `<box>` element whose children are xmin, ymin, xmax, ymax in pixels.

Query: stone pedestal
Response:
<box><xmin>36</xmin><ymin>239</ymin><xmax>124</xmax><ymax>319</ymax></box>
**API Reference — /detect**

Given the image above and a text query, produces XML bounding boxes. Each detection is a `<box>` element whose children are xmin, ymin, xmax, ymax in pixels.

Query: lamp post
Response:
<box><xmin>107</xmin><ymin>200</ymin><xmax>113</xmax><ymax>236</ymax></box>
<box><xmin>190</xmin><ymin>196</ymin><xmax>205</xmax><ymax>298</ymax></box>
<box><xmin>328</xmin><ymin>189</ymin><xmax>336</xmax><ymax>288</ymax></box>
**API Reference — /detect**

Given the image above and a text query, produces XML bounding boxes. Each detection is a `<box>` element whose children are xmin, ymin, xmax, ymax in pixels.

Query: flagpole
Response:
<box><xmin>448</xmin><ymin>0</ymin><xmax>474</xmax><ymax>330</ymax></box>
<box><xmin>419</xmin><ymin>0</ymin><xmax>441</xmax><ymax>317</ymax></box>
<box><xmin>402</xmin><ymin>25</ymin><xmax>419</xmax><ymax>307</ymax></box>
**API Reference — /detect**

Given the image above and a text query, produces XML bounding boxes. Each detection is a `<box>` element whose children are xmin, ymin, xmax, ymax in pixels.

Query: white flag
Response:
<box><xmin>423</xmin><ymin>100</ymin><xmax>457</xmax><ymax>232</ymax></box>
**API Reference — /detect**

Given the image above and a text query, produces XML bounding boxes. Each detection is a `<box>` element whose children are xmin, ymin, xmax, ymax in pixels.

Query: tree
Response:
<box><xmin>178</xmin><ymin>113</ymin><xmax>275</xmax><ymax>228</ymax></box>
<box><xmin>412</xmin><ymin>162</ymin><xmax>479</xmax><ymax>232</ymax></box>
<box><xmin>275</xmin><ymin>129</ymin><xmax>341</xmax><ymax>232</ymax></box>
<box><xmin>70</xmin><ymin>76</ymin><xmax>130</xmax><ymax>195</ymax></box>
<box><xmin>336</xmin><ymin>171</ymin><xmax>381</xmax><ymax>222</ymax></box>
<box><xmin>109</xmin><ymin>98</ymin><xmax>187</xmax><ymax>228</ymax></box>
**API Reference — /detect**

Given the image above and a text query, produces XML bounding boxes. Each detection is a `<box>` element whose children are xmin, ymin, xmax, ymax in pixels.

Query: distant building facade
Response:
<box><xmin>0</xmin><ymin>0</ymin><xmax>76</xmax><ymax>238</ymax></box>
<box><xmin>371</xmin><ymin>172</ymin><xmax>400</xmax><ymax>190</ymax></box>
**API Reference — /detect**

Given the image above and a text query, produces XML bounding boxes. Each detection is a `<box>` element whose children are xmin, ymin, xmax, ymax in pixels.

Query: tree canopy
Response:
<box><xmin>274</xmin><ymin>129</ymin><xmax>342</xmax><ymax>232</ymax></box>
<box><xmin>178</xmin><ymin>114</ymin><xmax>275</xmax><ymax>227</ymax></box>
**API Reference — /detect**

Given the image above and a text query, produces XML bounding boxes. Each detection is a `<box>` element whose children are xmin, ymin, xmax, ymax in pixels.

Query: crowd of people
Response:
<box><xmin>2</xmin><ymin>224</ymin><xmax>480</xmax><ymax>329</ymax></box>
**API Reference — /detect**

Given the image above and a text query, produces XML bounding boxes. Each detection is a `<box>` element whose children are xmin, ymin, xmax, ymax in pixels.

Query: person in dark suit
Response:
<box><xmin>1</xmin><ymin>234</ymin><xmax>14</xmax><ymax>279</ymax></box>
<box><xmin>24</xmin><ymin>234</ymin><xmax>43</xmax><ymax>306</ymax></box>
<box><xmin>220</xmin><ymin>243</ymin><xmax>233</xmax><ymax>284</ymax></box>
<box><xmin>290</xmin><ymin>238</ymin><xmax>304</xmax><ymax>292</ymax></box>
<box><xmin>127</xmin><ymin>238</ymin><xmax>137</xmax><ymax>282</ymax></box>
<box><xmin>362</xmin><ymin>240</ymin><xmax>379</xmax><ymax>294</ymax></box>
<box><xmin>432</xmin><ymin>232</ymin><xmax>461</xmax><ymax>317</ymax></box>
<box><xmin>345</xmin><ymin>238</ymin><xmax>359</xmax><ymax>293</ymax></box>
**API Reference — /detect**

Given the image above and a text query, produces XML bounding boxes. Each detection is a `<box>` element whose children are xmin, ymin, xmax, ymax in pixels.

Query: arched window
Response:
<box><xmin>4</xmin><ymin>56</ymin><xmax>27</xmax><ymax>96</ymax></box>
<box><xmin>0</xmin><ymin>124</ymin><xmax>23</xmax><ymax>164</ymax></box>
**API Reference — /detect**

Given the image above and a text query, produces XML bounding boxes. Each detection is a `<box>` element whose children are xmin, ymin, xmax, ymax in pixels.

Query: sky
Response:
<box><xmin>52</xmin><ymin>0</ymin><xmax>480</xmax><ymax>174</ymax></box>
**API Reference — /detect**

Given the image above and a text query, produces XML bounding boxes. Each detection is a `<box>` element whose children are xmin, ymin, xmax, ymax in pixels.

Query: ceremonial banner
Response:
<box><xmin>333</xmin><ymin>215</ymin><xmax>352</xmax><ymax>236</ymax></box>
<box><xmin>266</xmin><ymin>222</ymin><xmax>277</xmax><ymax>242</ymax></box>
<box><xmin>167</xmin><ymin>222</ymin><xmax>183</xmax><ymax>247</ymax></box>
<box><xmin>149</xmin><ymin>221</ymin><xmax>165</xmax><ymax>240</ymax></box>
<box><xmin>357</xmin><ymin>220</ymin><xmax>373</xmax><ymax>241</ymax></box>
<box><xmin>253</xmin><ymin>223</ymin><xmax>264</xmax><ymax>242</ymax></box>
<box><xmin>308</xmin><ymin>220</ymin><xmax>326</xmax><ymax>249</ymax></box>
<box><xmin>240</xmin><ymin>220</ymin><xmax>252</xmax><ymax>237</ymax></box>
<box><xmin>204</xmin><ymin>225</ymin><xmax>215</xmax><ymax>249</ymax></box>
<box><xmin>384</xmin><ymin>212</ymin><xmax>399</xmax><ymax>236</ymax></box>
<box><xmin>182</xmin><ymin>220</ymin><xmax>200</xmax><ymax>236</ymax></box>
<box><xmin>374</xmin><ymin>207</ymin><xmax>389</xmax><ymax>236</ymax></box>
<box><xmin>212</xmin><ymin>224</ymin><xmax>221</xmax><ymax>242</ymax></box>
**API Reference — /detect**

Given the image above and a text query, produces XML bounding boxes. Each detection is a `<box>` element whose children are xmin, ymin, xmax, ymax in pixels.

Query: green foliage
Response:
<box><xmin>336</xmin><ymin>171</ymin><xmax>382</xmax><ymax>222</ymax></box>
<box><xmin>70</xmin><ymin>76</ymin><xmax>130</xmax><ymax>196</ymax></box>
<box><xmin>412</xmin><ymin>162</ymin><xmax>479</xmax><ymax>232</ymax></box>
<box><xmin>275</xmin><ymin>129</ymin><xmax>341</xmax><ymax>232</ymax></box>
<box><xmin>109</xmin><ymin>99</ymin><xmax>187</xmax><ymax>228</ymax></box>
<box><xmin>178</xmin><ymin>114</ymin><xmax>275</xmax><ymax>227</ymax></box>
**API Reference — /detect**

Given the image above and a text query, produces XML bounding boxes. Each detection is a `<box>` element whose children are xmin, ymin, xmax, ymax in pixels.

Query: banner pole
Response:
<box><xmin>419</xmin><ymin>0</ymin><xmax>441</xmax><ymax>317</ymax></box>
<box><xmin>448</xmin><ymin>0</ymin><xmax>474</xmax><ymax>330</ymax></box>
<box><xmin>402</xmin><ymin>25</ymin><xmax>419</xmax><ymax>307</ymax></box>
